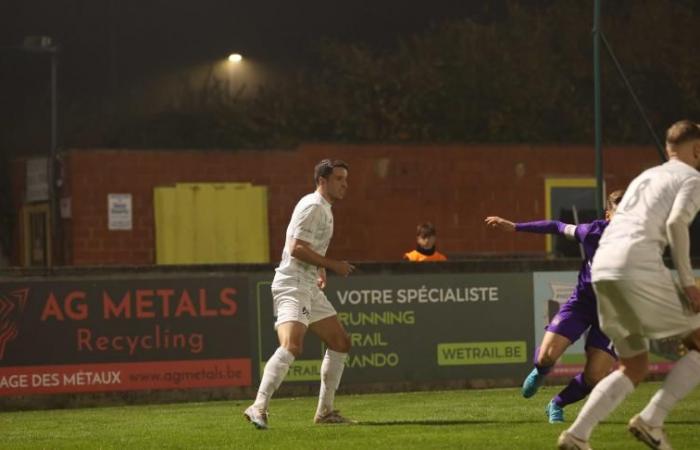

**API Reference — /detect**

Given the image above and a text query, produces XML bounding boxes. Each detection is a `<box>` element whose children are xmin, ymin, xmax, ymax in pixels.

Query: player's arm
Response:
<box><xmin>666</xmin><ymin>179</ymin><xmax>700</xmax><ymax>311</ymax></box>
<box><xmin>485</xmin><ymin>217</ymin><xmax>576</xmax><ymax>240</ymax></box>
<box><xmin>289</xmin><ymin>204</ymin><xmax>355</xmax><ymax>277</ymax></box>
<box><xmin>317</xmin><ymin>267</ymin><xmax>327</xmax><ymax>289</ymax></box>
<box><xmin>290</xmin><ymin>239</ymin><xmax>354</xmax><ymax>277</ymax></box>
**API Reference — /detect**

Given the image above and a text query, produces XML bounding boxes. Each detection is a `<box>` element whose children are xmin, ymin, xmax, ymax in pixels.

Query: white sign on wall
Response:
<box><xmin>26</xmin><ymin>158</ymin><xmax>49</xmax><ymax>202</ymax></box>
<box><xmin>108</xmin><ymin>193</ymin><xmax>132</xmax><ymax>230</ymax></box>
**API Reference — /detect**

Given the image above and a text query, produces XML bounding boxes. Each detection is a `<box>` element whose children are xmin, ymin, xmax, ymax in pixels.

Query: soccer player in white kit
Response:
<box><xmin>558</xmin><ymin>120</ymin><xmax>700</xmax><ymax>450</ymax></box>
<box><xmin>244</xmin><ymin>159</ymin><xmax>356</xmax><ymax>429</ymax></box>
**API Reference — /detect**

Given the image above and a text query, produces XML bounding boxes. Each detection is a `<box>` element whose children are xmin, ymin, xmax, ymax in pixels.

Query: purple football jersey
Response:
<box><xmin>515</xmin><ymin>218</ymin><xmax>608</xmax><ymax>304</ymax></box>
<box><xmin>515</xmin><ymin>219</ymin><xmax>614</xmax><ymax>355</ymax></box>
<box><xmin>572</xmin><ymin>219</ymin><xmax>608</xmax><ymax>303</ymax></box>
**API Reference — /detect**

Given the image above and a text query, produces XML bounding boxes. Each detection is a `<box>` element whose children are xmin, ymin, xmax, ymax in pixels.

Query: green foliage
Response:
<box><xmin>2</xmin><ymin>383</ymin><xmax>700</xmax><ymax>449</ymax></box>
<box><xmin>100</xmin><ymin>0</ymin><xmax>700</xmax><ymax>148</ymax></box>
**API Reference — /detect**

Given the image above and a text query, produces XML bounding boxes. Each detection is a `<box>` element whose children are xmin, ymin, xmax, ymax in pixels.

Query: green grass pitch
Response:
<box><xmin>2</xmin><ymin>382</ymin><xmax>699</xmax><ymax>449</ymax></box>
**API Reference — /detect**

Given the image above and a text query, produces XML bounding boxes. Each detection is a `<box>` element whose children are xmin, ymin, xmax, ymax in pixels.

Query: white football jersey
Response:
<box><xmin>274</xmin><ymin>191</ymin><xmax>334</xmax><ymax>284</ymax></box>
<box><xmin>592</xmin><ymin>159</ymin><xmax>700</xmax><ymax>281</ymax></box>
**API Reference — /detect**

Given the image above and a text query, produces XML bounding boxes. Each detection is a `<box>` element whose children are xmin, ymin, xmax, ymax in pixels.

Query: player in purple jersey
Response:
<box><xmin>485</xmin><ymin>189</ymin><xmax>624</xmax><ymax>423</ymax></box>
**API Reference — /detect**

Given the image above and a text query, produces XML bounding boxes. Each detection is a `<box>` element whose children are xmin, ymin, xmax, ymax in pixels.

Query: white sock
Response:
<box><xmin>640</xmin><ymin>350</ymin><xmax>700</xmax><ymax>427</ymax></box>
<box><xmin>316</xmin><ymin>349</ymin><xmax>347</xmax><ymax>416</ymax></box>
<box><xmin>568</xmin><ymin>370</ymin><xmax>635</xmax><ymax>441</ymax></box>
<box><xmin>253</xmin><ymin>347</ymin><xmax>295</xmax><ymax>410</ymax></box>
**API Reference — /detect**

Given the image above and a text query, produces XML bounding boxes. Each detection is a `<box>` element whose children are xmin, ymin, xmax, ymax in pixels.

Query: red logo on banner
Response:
<box><xmin>0</xmin><ymin>288</ymin><xmax>29</xmax><ymax>360</ymax></box>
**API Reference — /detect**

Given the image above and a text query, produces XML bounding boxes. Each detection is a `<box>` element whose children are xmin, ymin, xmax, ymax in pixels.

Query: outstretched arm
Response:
<box><xmin>485</xmin><ymin>216</ymin><xmax>576</xmax><ymax>238</ymax></box>
<box><xmin>484</xmin><ymin>216</ymin><xmax>516</xmax><ymax>232</ymax></box>
<box><xmin>516</xmin><ymin>220</ymin><xmax>575</xmax><ymax>237</ymax></box>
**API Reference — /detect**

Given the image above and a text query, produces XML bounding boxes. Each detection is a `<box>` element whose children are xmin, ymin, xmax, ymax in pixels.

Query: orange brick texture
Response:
<box><xmin>52</xmin><ymin>144</ymin><xmax>660</xmax><ymax>265</ymax></box>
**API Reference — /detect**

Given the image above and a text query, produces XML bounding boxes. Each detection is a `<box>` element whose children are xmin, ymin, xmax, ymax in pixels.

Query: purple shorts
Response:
<box><xmin>546</xmin><ymin>293</ymin><xmax>617</xmax><ymax>359</ymax></box>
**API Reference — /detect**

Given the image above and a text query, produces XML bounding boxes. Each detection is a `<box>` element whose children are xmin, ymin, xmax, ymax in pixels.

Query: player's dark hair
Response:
<box><xmin>606</xmin><ymin>189</ymin><xmax>625</xmax><ymax>210</ymax></box>
<box><xmin>416</xmin><ymin>222</ymin><xmax>437</xmax><ymax>238</ymax></box>
<box><xmin>314</xmin><ymin>159</ymin><xmax>349</xmax><ymax>185</ymax></box>
<box><xmin>666</xmin><ymin>120</ymin><xmax>700</xmax><ymax>147</ymax></box>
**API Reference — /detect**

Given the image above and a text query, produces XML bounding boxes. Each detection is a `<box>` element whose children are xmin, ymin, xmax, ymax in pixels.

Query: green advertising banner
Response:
<box><xmin>252</xmin><ymin>273</ymin><xmax>534</xmax><ymax>384</ymax></box>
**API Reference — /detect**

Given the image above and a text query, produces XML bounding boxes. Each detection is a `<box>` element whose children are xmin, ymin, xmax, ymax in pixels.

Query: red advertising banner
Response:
<box><xmin>0</xmin><ymin>276</ymin><xmax>253</xmax><ymax>396</ymax></box>
<box><xmin>0</xmin><ymin>358</ymin><xmax>251</xmax><ymax>395</ymax></box>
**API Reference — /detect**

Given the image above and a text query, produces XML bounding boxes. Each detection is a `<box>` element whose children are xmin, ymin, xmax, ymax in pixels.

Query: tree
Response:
<box><xmin>73</xmin><ymin>0</ymin><xmax>700</xmax><ymax>149</ymax></box>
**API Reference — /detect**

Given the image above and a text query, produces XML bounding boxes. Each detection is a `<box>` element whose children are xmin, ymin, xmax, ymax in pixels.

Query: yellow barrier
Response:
<box><xmin>154</xmin><ymin>182</ymin><xmax>269</xmax><ymax>264</ymax></box>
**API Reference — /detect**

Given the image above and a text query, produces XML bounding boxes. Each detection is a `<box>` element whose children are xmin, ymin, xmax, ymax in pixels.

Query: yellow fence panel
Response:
<box><xmin>154</xmin><ymin>187</ymin><xmax>176</xmax><ymax>264</ymax></box>
<box><xmin>154</xmin><ymin>182</ymin><xmax>269</xmax><ymax>264</ymax></box>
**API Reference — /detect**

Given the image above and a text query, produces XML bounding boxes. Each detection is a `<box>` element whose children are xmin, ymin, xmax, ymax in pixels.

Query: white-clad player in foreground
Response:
<box><xmin>244</xmin><ymin>159</ymin><xmax>355</xmax><ymax>429</ymax></box>
<box><xmin>559</xmin><ymin>120</ymin><xmax>700</xmax><ymax>450</ymax></box>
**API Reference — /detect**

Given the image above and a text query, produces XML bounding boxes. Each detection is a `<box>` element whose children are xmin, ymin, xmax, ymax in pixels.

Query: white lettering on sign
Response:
<box><xmin>336</xmin><ymin>286</ymin><xmax>499</xmax><ymax>306</ymax></box>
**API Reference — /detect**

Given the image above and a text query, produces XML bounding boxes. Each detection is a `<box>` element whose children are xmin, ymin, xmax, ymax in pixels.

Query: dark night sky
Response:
<box><xmin>1</xmin><ymin>1</ymin><xmax>509</xmax><ymax>59</ymax></box>
<box><xmin>1</xmin><ymin>0</ymin><xmax>697</xmax><ymax>154</ymax></box>
<box><xmin>0</xmin><ymin>1</ymin><xmax>515</xmax><ymax>93</ymax></box>
<box><xmin>1</xmin><ymin>0</ymin><xmax>533</xmax><ymax>152</ymax></box>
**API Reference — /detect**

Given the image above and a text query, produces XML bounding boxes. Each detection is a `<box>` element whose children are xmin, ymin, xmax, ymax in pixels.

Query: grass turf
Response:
<box><xmin>2</xmin><ymin>382</ymin><xmax>700</xmax><ymax>449</ymax></box>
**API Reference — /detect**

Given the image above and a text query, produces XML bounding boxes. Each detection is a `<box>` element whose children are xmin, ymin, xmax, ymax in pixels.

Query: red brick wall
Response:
<box><xmin>55</xmin><ymin>144</ymin><xmax>660</xmax><ymax>265</ymax></box>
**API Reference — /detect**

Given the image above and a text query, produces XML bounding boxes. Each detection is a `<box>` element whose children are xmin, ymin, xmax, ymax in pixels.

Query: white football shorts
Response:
<box><xmin>594</xmin><ymin>277</ymin><xmax>700</xmax><ymax>357</ymax></box>
<box><xmin>271</xmin><ymin>279</ymin><xmax>337</xmax><ymax>329</ymax></box>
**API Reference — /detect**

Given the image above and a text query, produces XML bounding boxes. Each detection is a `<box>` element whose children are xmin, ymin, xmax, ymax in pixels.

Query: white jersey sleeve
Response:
<box><xmin>667</xmin><ymin>177</ymin><xmax>700</xmax><ymax>287</ymax></box>
<box><xmin>563</xmin><ymin>224</ymin><xmax>577</xmax><ymax>240</ymax></box>
<box><xmin>292</xmin><ymin>203</ymin><xmax>323</xmax><ymax>243</ymax></box>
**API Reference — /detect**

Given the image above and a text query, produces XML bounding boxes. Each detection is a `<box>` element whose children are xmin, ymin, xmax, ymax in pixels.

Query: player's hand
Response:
<box><xmin>330</xmin><ymin>260</ymin><xmax>355</xmax><ymax>277</ymax></box>
<box><xmin>317</xmin><ymin>268</ymin><xmax>327</xmax><ymax>289</ymax></box>
<box><xmin>683</xmin><ymin>285</ymin><xmax>700</xmax><ymax>313</ymax></box>
<box><xmin>484</xmin><ymin>216</ymin><xmax>516</xmax><ymax>232</ymax></box>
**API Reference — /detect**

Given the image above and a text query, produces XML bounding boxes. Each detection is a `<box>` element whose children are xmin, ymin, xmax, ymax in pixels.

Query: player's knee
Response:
<box><xmin>624</xmin><ymin>368</ymin><xmax>648</xmax><ymax>385</ymax></box>
<box><xmin>327</xmin><ymin>333</ymin><xmax>351</xmax><ymax>353</ymax></box>
<box><xmin>283</xmin><ymin>343</ymin><xmax>304</xmax><ymax>358</ymax></box>
<box><xmin>620</xmin><ymin>362</ymin><xmax>648</xmax><ymax>385</ymax></box>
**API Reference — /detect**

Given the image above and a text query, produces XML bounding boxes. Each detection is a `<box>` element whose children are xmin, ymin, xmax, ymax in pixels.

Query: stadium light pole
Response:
<box><xmin>0</xmin><ymin>36</ymin><xmax>60</xmax><ymax>266</ymax></box>
<box><xmin>592</xmin><ymin>1</ymin><xmax>665</xmax><ymax>218</ymax></box>
<box><xmin>593</xmin><ymin>0</ymin><xmax>603</xmax><ymax>219</ymax></box>
<box><xmin>19</xmin><ymin>36</ymin><xmax>60</xmax><ymax>267</ymax></box>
